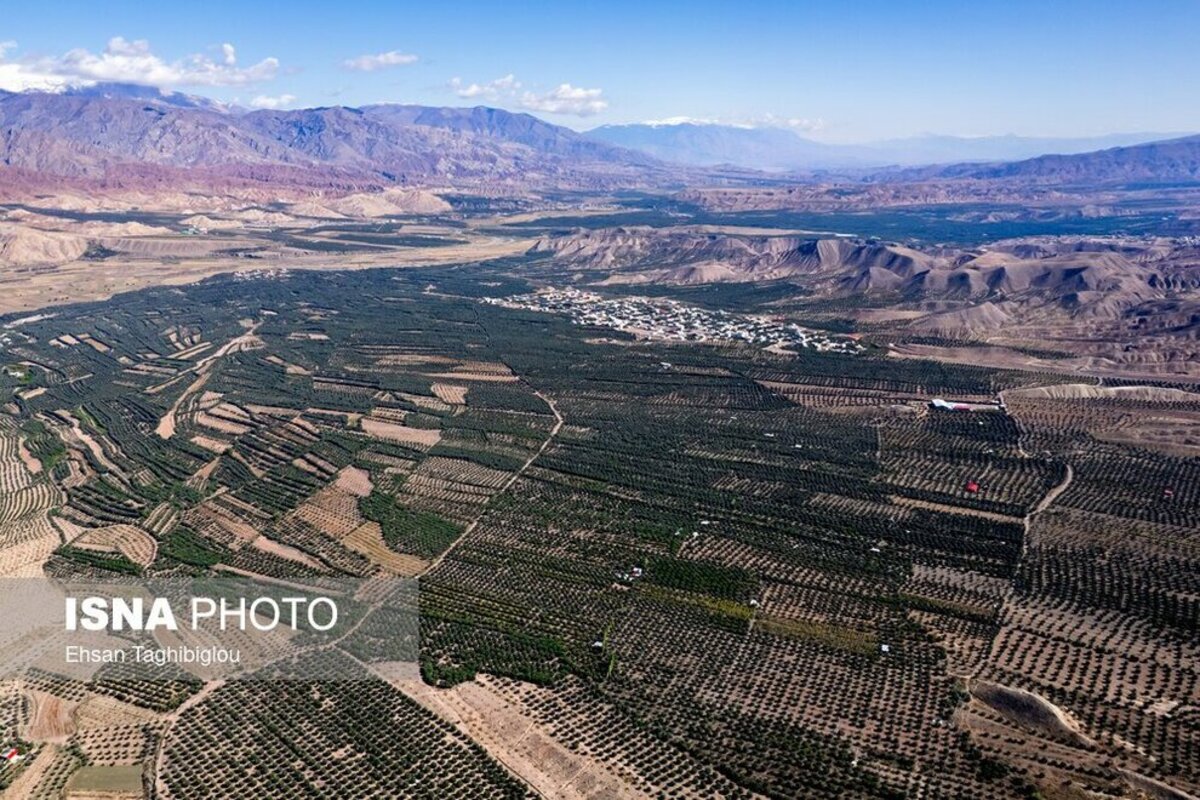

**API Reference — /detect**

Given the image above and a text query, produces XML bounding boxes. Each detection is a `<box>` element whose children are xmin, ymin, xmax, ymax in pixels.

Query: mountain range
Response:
<box><xmin>2</xmin><ymin>84</ymin><xmax>1199</xmax><ymax>196</ymax></box>
<box><xmin>0</xmin><ymin>84</ymin><xmax>665</xmax><ymax>194</ymax></box>
<box><xmin>530</xmin><ymin>226</ymin><xmax>1200</xmax><ymax>351</ymax></box>
<box><xmin>586</xmin><ymin>122</ymin><xmax>1193</xmax><ymax>172</ymax></box>
<box><xmin>917</xmin><ymin>134</ymin><xmax>1200</xmax><ymax>183</ymax></box>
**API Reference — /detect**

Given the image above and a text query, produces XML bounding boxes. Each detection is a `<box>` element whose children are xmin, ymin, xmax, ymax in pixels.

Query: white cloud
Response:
<box><xmin>0</xmin><ymin>41</ymin><xmax>67</xmax><ymax>91</ymax></box>
<box><xmin>443</xmin><ymin>75</ymin><xmax>608</xmax><ymax>117</ymax></box>
<box><xmin>641</xmin><ymin>116</ymin><xmax>723</xmax><ymax>127</ymax></box>
<box><xmin>0</xmin><ymin>37</ymin><xmax>279</xmax><ymax>91</ymax></box>
<box><xmin>783</xmin><ymin>117</ymin><xmax>825</xmax><ymax>133</ymax></box>
<box><xmin>449</xmin><ymin>74</ymin><xmax>520</xmax><ymax>100</ymax></box>
<box><xmin>56</xmin><ymin>37</ymin><xmax>277</xmax><ymax>87</ymax></box>
<box><xmin>794</xmin><ymin>119</ymin><xmax>824</xmax><ymax>132</ymax></box>
<box><xmin>757</xmin><ymin>113</ymin><xmax>826</xmax><ymax>133</ymax></box>
<box><xmin>0</xmin><ymin>63</ymin><xmax>66</xmax><ymax>92</ymax></box>
<box><xmin>520</xmin><ymin>83</ymin><xmax>608</xmax><ymax>117</ymax></box>
<box><xmin>636</xmin><ymin>114</ymin><xmax>826</xmax><ymax>133</ymax></box>
<box><xmin>249</xmin><ymin>93</ymin><xmax>297</xmax><ymax>109</ymax></box>
<box><xmin>342</xmin><ymin>50</ymin><xmax>418</xmax><ymax>72</ymax></box>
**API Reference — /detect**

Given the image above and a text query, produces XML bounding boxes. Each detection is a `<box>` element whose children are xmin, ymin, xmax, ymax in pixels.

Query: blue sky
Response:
<box><xmin>2</xmin><ymin>0</ymin><xmax>1197</xmax><ymax>141</ymax></box>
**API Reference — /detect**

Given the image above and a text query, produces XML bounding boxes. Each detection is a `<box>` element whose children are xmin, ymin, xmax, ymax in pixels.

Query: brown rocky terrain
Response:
<box><xmin>923</xmin><ymin>133</ymin><xmax>1200</xmax><ymax>183</ymax></box>
<box><xmin>677</xmin><ymin>180</ymin><xmax>1200</xmax><ymax>219</ymax></box>
<box><xmin>532</xmin><ymin>227</ymin><xmax>1200</xmax><ymax>314</ymax></box>
<box><xmin>2</xmin><ymin>83</ymin><xmax>1199</xmax><ymax>385</ymax></box>
<box><xmin>0</xmin><ymin>197</ymin><xmax>533</xmax><ymax>314</ymax></box>
<box><xmin>529</xmin><ymin>226</ymin><xmax>1200</xmax><ymax>377</ymax></box>
<box><xmin>0</xmin><ymin>87</ymin><xmax>675</xmax><ymax>196</ymax></box>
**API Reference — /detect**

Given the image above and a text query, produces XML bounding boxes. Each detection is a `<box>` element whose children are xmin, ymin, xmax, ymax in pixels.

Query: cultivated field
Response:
<box><xmin>0</xmin><ymin>263</ymin><xmax>1195</xmax><ymax>799</ymax></box>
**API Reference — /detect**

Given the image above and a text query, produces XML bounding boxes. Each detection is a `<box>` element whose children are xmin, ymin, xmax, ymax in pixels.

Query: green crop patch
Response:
<box><xmin>55</xmin><ymin>546</ymin><xmax>143</xmax><ymax>576</ymax></box>
<box><xmin>159</xmin><ymin>526</ymin><xmax>229</xmax><ymax>568</ymax></box>
<box><xmin>756</xmin><ymin>614</ymin><xmax>880</xmax><ymax>656</ymax></box>
<box><xmin>359</xmin><ymin>490</ymin><xmax>463</xmax><ymax>560</ymax></box>
<box><xmin>645</xmin><ymin>556</ymin><xmax>756</xmax><ymax>600</ymax></box>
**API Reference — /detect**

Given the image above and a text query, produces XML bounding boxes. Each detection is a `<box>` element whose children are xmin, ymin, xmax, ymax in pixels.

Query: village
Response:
<box><xmin>485</xmin><ymin>289</ymin><xmax>864</xmax><ymax>353</ymax></box>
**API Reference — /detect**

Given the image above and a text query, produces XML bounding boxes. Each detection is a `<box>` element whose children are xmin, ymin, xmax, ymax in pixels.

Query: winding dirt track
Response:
<box><xmin>155</xmin><ymin>323</ymin><xmax>260</xmax><ymax>439</ymax></box>
<box><xmin>1030</xmin><ymin>462</ymin><xmax>1073</xmax><ymax>516</ymax></box>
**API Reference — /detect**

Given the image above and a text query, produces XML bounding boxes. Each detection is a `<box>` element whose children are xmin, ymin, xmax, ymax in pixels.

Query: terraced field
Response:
<box><xmin>0</xmin><ymin>265</ymin><xmax>1195</xmax><ymax>799</ymax></box>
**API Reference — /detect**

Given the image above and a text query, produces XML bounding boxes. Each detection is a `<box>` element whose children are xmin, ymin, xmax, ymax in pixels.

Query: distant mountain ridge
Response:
<box><xmin>0</xmin><ymin>85</ymin><xmax>666</xmax><ymax>193</ymax></box>
<box><xmin>586</xmin><ymin>122</ymin><xmax>1193</xmax><ymax>172</ymax></box>
<box><xmin>2</xmin><ymin>84</ymin><xmax>1197</xmax><ymax>196</ymax></box>
<box><xmin>586</xmin><ymin>123</ymin><xmax>862</xmax><ymax>171</ymax></box>
<box><xmin>922</xmin><ymin>134</ymin><xmax>1200</xmax><ymax>183</ymax></box>
<box><xmin>531</xmin><ymin>226</ymin><xmax>1200</xmax><ymax>336</ymax></box>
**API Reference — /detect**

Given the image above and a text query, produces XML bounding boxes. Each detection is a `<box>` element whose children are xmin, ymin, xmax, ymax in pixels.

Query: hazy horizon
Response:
<box><xmin>2</xmin><ymin>0</ymin><xmax>1198</xmax><ymax>142</ymax></box>
<box><xmin>9</xmin><ymin>78</ymin><xmax>1196</xmax><ymax>149</ymax></box>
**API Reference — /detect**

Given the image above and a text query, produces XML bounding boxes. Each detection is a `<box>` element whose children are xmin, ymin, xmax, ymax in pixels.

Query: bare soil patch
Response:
<box><xmin>249</xmin><ymin>535</ymin><xmax>326</xmax><ymax>571</ymax></box>
<box><xmin>189</xmin><ymin>434</ymin><xmax>231</xmax><ymax>454</ymax></box>
<box><xmin>890</xmin><ymin>494</ymin><xmax>1023</xmax><ymax>524</ymax></box>
<box><xmin>388</xmin><ymin>673</ymin><xmax>646</xmax><ymax>799</ymax></box>
<box><xmin>971</xmin><ymin>681</ymin><xmax>1094</xmax><ymax>747</ymax></box>
<box><xmin>17</xmin><ymin>438</ymin><xmax>42</xmax><ymax>474</ymax></box>
<box><xmin>424</xmin><ymin>371</ymin><xmax>517</xmax><ymax>383</ymax></box>
<box><xmin>361</xmin><ymin>418</ymin><xmax>442</xmax><ymax>448</ymax></box>
<box><xmin>195</xmin><ymin>412</ymin><xmax>251</xmax><ymax>436</ymax></box>
<box><xmin>333</xmin><ymin>465</ymin><xmax>373</xmax><ymax>497</ymax></box>
<box><xmin>71</xmin><ymin>524</ymin><xmax>157</xmax><ymax>567</ymax></box>
<box><xmin>431</xmin><ymin>383</ymin><xmax>469</xmax><ymax>405</ymax></box>
<box><xmin>376</xmin><ymin>354</ymin><xmax>457</xmax><ymax>366</ymax></box>
<box><xmin>342</xmin><ymin>521</ymin><xmax>428</xmax><ymax>576</ymax></box>
<box><xmin>22</xmin><ymin>689</ymin><xmax>78</xmax><ymax>742</ymax></box>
